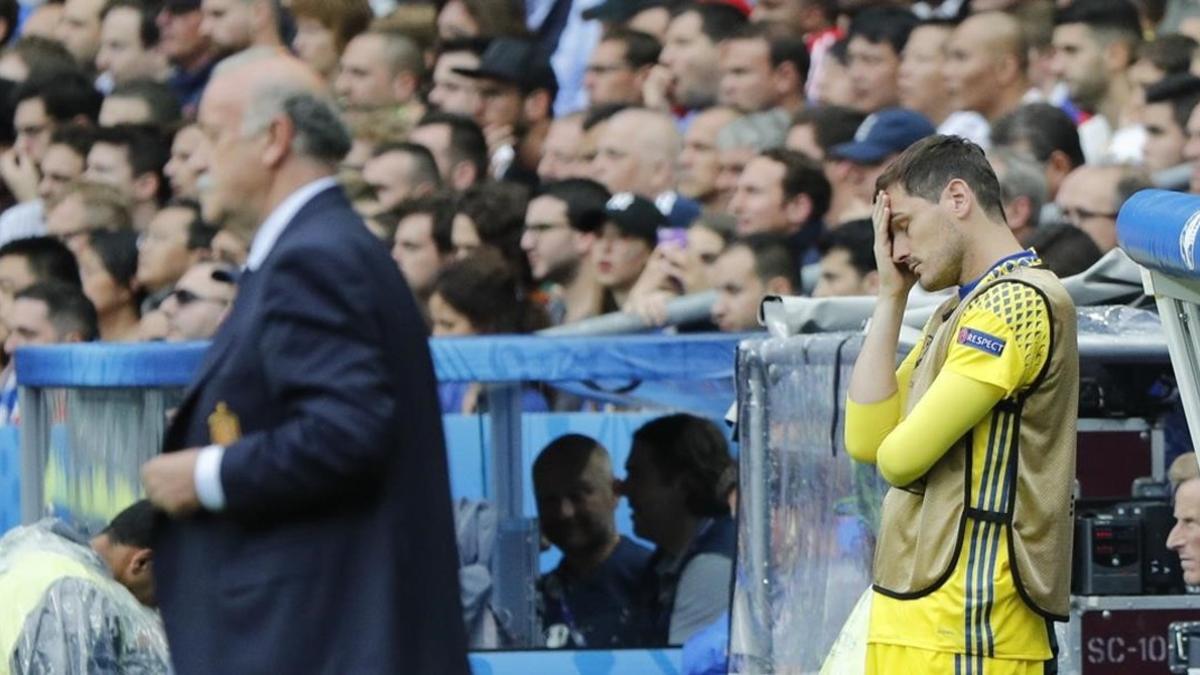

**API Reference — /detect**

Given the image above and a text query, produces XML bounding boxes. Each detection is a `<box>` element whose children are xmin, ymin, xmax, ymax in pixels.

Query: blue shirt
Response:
<box><xmin>539</xmin><ymin>536</ymin><xmax>653</xmax><ymax>648</ymax></box>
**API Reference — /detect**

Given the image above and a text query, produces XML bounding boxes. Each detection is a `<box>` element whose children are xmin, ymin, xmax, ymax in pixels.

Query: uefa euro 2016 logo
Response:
<box><xmin>957</xmin><ymin>327</ymin><xmax>1006</xmax><ymax>357</ymax></box>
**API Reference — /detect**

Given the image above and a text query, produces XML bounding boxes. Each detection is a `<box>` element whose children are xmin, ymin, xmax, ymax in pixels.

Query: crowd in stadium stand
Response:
<box><xmin>0</xmin><ymin>0</ymin><xmax>1196</xmax><ymax>665</ymax></box>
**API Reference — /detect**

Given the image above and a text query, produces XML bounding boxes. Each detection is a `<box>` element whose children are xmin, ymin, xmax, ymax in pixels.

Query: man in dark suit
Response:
<box><xmin>140</xmin><ymin>51</ymin><xmax>469</xmax><ymax>675</ymax></box>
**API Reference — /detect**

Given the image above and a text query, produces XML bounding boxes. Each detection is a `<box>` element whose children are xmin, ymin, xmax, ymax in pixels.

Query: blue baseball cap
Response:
<box><xmin>828</xmin><ymin>108</ymin><xmax>936</xmax><ymax>165</ymax></box>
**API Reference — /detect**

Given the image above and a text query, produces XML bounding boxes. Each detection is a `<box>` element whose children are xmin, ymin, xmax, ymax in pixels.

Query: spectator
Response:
<box><xmin>595</xmin><ymin>192</ymin><xmax>661</xmax><ymax>313</ymax></box>
<box><xmin>362</xmin><ymin>142</ymin><xmax>442</xmax><ymax>213</ymax></box>
<box><xmin>427</xmin><ymin>37</ymin><xmax>487</xmax><ymax>118</ymax></box>
<box><xmin>19</xmin><ymin>3</ymin><xmax>64</xmax><ymax>41</ymax></box>
<box><xmin>390</xmin><ymin>191</ymin><xmax>455</xmax><ymax>317</ymax></box>
<box><xmin>622</xmin><ymin>214</ymin><xmax>736</xmax><ymax>328</ymax></box>
<box><xmin>1055</xmin><ymin>163</ymin><xmax>1152</xmax><ymax>253</ymax></box>
<box><xmin>77</xmin><ymin>228</ymin><xmax>141</xmax><ymax>341</ymax></box>
<box><xmin>158</xmin><ymin>0</ymin><xmax>216</xmax><ymax>115</ymax></box>
<box><xmin>55</xmin><ymin>0</ymin><xmax>106</xmax><ymax>70</ymax></box>
<box><xmin>750</xmin><ymin>0</ymin><xmax>840</xmax><ymax>102</ymax></box>
<box><xmin>339</xmin><ymin>107</ymin><xmax>415</xmax><ymax>176</ymax></box>
<box><xmin>522</xmin><ymin>178</ymin><xmax>608</xmax><ymax>326</ymax></box>
<box><xmin>209</xmin><ymin>229</ymin><xmax>247</xmax><ymax>267</ymax></box>
<box><xmin>679</xmin><ymin>106</ymin><xmax>741</xmax><ymax>212</ymax></box>
<box><xmin>845</xmin><ymin>7</ymin><xmax>919</xmax><ymax>113</ymax></box>
<box><xmin>535</xmin><ymin>434</ymin><xmax>653</xmax><ymax>649</ymax></box>
<box><xmin>729</xmin><ymin>149</ymin><xmax>831</xmax><ymax>266</ymax></box>
<box><xmin>1142</xmin><ymin>74</ymin><xmax>1200</xmax><ymax>173</ymax></box>
<box><xmin>1</xmin><ymin>281</ymin><xmax>97</xmax><ymax>422</ymax></box>
<box><xmin>450</xmin><ymin>182</ymin><xmax>530</xmax><ymax>281</ymax></box>
<box><xmin>990</xmin><ymin>103</ymin><xmax>1086</xmax><ymax>199</ymax></box>
<box><xmin>289</xmin><ymin>0</ymin><xmax>373</xmax><ymax>84</ymax></box>
<box><xmin>825</xmin><ymin>108</ymin><xmax>936</xmax><ymax>226</ymax></box>
<box><xmin>1131</xmin><ymin>33</ymin><xmax>1197</xmax><ymax>87</ymax></box>
<box><xmin>45</xmin><ymin>180</ymin><xmax>134</xmax><ymax>252</ymax></box>
<box><xmin>624</xmin><ymin>413</ymin><xmax>736</xmax><ymax>646</ymax></box>
<box><xmin>200</xmin><ymin>0</ymin><xmax>283</xmax><ymax>56</ymax></box>
<box><xmin>594</xmin><ymin>107</ymin><xmax>701</xmax><ymax>228</ymax></box>
<box><xmin>579</xmin><ymin>103</ymin><xmax>628</xmax><ymax>168</ymax></box>
<box><xmin>1168</xmin><ymin>452</ymin><xmax>1199</xmax><ymax>491</ymax></box>
<box><xmin>98</xmin><ymin>79</ymin><xmax>183</xmax><ymax>128</ymax></box>
<box><xmin>785</xmin><ymin>105</ymin><xmax>865</xmax><ymax>162</ymax></box>
<box><xmin>0</xmin><ymin>124</ymin><xmax>94</xmax><ymax>246</ymax></box>
<box><xmin>717</xmin><ymin>23</ymin><xmax>808</xmax><ymax>114</ymax></box>
<box><xmin>335</xmin><ymin>28</ymin><xmax>425</xmax><ymax>116</ymax></box>
<box><xmin>160</xmin><ymin>260</ymin><xmax>235</xmax><ymax>340</ymax></box>
<box><xmin>0</xmin><ymin>235</ymin><xmax>80</xmax><ymax>350</ymax></box>
<box><xmin>84</xmin><ymin>124</ymin><xmax>170</xmax><ymax>230</ymax></box>
<box><xmin>410</xmin><ymin>112</ymin><xmax>488</xmax><ymax>191</ymax></box>
<box><xmin>942</xmin><ymin>12</ymin><xmax>1030</xmax><ymax>143</ymax></box>
<box><xmin>136</xmin><ymin>198</ymin><xmax>214</xmax><ymax>299</ymax></box>
<box><xmin>436</xmin><ymin>0</ymin><xmax>527</xmax><ymax>42</ymax></box>
<box><xmin>0</xmin><ymin>36</ymin><xmax>77</xmax><ymax>83</ymax></box>
<box><xmin>898</xmin><ymin>19</ymin><xmax>955</xmax><ymax>129</ymax></box>
<box><xmin>10</xmin><ymin>71</ymin><xmax>103</xmax><ymax>180</ymax></box>
<box><xmin>813</xmin><ymin>219</ymin><xmax>878</xmax><ymax>297</ymax></box>
<box><xmin>645</xmin><ymin>3</ymin><xmax>747</xmax><ymax>114</ymax></box>
<box><xmin>538</xmin><ymin>112</ymin><xmax>587</xmax><ymax>183</ymax></box>
<box><xmin>1167</xmin><ymin>476</ymin><xmax>1200</xmax><ymax>585</ymax></box>
<box><xmin>989</xmin><ymin>147</ymin><xmax>1048</xmax><ymax>246</ymax></box>
<box><xmin>164</xmin><ymin>122</ymin><xmax>205</xmax><ymax>200</ymax></box>
<box><xmin>1051</xmin><ymin>0</ymin><xmax>1143</xmax><ymax>163</ymax></box>
<box><xmin>710</xmin><ymin>234</ymin><xmax>795</xmax><ymax>333</ymax></box>
<box><xmin>586</xmin><ymin>27</ymin><xmax>660</xmax><ymax>108</ymax></box>
<box><xmin>453</xmin><ymin>37</ymin><xmax>558</xmax><ymax>187</ymax></box>
<box><xmin>584</xmin><ymin>0</ymin><xmax>674</xmax><ymax>41</ymax></box>
<box><xmin>96</xmin><ymin>0</ymin><xmax>169</xmax><ymax>88</ymax></box>
<box><xmin>713</xmin><ymin>109</ymin><xmax>789</xmax><ymax>212</ymax></box>
<box><xmin>0</xmin><ymin>501</ymin><xmax>170</xmax><ymax>671</ymax></box>
<box><xmin>1025</xmin><ymin>222</ymin><xmax>1102</xmax><ymax>278</ymax></box>
<box><xmin>812</xmin><ymin>37</ymin><xmax>854</xmax><ymax>107</ymax></box>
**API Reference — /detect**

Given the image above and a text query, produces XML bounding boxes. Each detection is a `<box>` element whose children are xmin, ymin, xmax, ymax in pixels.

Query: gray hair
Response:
<box><xmin>989</xmin><ymin>147</ymin><xmax>1047</xmax><ymax>229</ymax></box>
<box><xmin>715</xmin><ymin>108</ymin><xmax>789</xmax><ymax>152</ymax></box>
<box><xmin>241</xmin><ymin>84</ymin><xmax>352</xmax><ymax>165</ymax></box>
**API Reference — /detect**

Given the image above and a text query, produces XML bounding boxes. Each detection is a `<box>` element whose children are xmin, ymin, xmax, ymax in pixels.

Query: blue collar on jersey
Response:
<box><xmin>957</xmin><ymin>249</ymin><xmax>1038</xmax><ymax>299</ymax></box>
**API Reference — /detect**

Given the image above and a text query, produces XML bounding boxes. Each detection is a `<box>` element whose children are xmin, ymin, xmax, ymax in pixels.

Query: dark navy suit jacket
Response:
<box><xmin>154</xmin><ymin>185</ymin><xmax>468</xmax><ymax>675</ymax></box>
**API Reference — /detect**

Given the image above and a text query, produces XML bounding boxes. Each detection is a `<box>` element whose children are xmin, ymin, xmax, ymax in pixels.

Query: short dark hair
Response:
<box><xmin>876</xmin><ymin>135</ymin><xmax>1007</xmax><ymax>223</ymax></box>
<box><xmin>533</xmin><ymin>434</ymin><xmax>607</xmax><ymax>483</ymax></box>
<box><xmin>603</xmin><ymin>27</ymin><xmax>661</xmax><ymax>70</ymax></box>
<box><xmin>0</xmin><ymin>236</ymin><xmax>81</xmax><ymax>288</ymax></box>
<box><xmin>101</xmin><ymin>499</ymin><xmax>156</xmax><ymax>549</ymax></box>
<box><xmin>582</xmin><ymin>102</ymin><xmax>629</xmax><ymax>131</ymax></box>
<box><xmin>847</xmin><ymin>7</ymin><xmax>919</xmax><ymax>55</ymax></box>
<box><xmin>12</xmin><ymin>71</ymin><xmax>103</xmax><ymax>125</ymax></box>
<box><xmin>48</xmin><ymin>123</ymin><xmax>98</xmax><ymax>159</ymax></box>
<box><xmin>106</xmin><ymin>79</ymin><xmax>183</xmax><ymax>129</ymax></box>
<box><xmin>1026</xmin><ymin>222</ymin><xmax>1101</xmax><ymax>278</ymax></box>
<box><xmin>1054</xmin><ymin>0</ymin><xmax>1143</xmax><ymax>50</ymax></box>
<box><xmin>632</xmin><ymin>413</ymin><xmax>735</xmax><ymax>517</ymax></box>
<box><xmin>432</xmin><ymin>248</ymin><xmax>546</xmax><ymax>334</ymax></box>
<box><xmin>760</xmin><ymin>148</ymin><xmax>831</xmax><ymax>224</ymax></box>
<box><xmin>101</xmin><ymin>0</ymin><xmax>160</xmax><ymax>48</ymax></box>
<box><xmin>535</xmin><ymin>178</ymin><xmax>610</xmax><ymax>233</ymax></box>
<box><xmin>736</xmin><ymin>233</ymin><xmax>796</xmax><ymax>287</ymax></box>
<box><xmin>790</xmin><ymin>105</ymin><xmax>866</xmax><ymax>157</ymax></box>
<box><xmin>436</xmin><ymin>36</ymin><xmax>490</xmax><ymax>59</ymax></box>
<box><xmin>455</xmin><ymin>181</ymin><xmax>530</xmax><ymax>280</ymax></box>
<box><xmin>673</xmin><ymin>2</ymin><xmax>748</xmax><ymax>45</ymax></box>
<box><xmin>93</xmin><ymin>124</ymin><xmax>172</xmax><ymax>205</ymax></box>
<box><xmin>1145</xmin><ymin>74</ymin><xmax>1200</xmax><ymax>132</ymax></box>
<box><xmin>372</xmin><ymin>141</ymin><xmax>443</xmax><ymax>189</ymax></box>
<box><xmin>416</xmin><ymin>111</ymin><xmax>488</xmax><ymax>185</ymax></box>
<box><xmin>1138</xmin><ymin>33</ymin><xmax>1198</xmax><ymax>76</ymax></box>
<box><xmin>990</xmin><ymin>103</ymin><xmax>1086</xmax><ymax>169</ymax></box>
<box><xmin>827</xmin><ymin>37</ymin><xmax>849</xmax><ymax>66</ymax></box>
<box><xmin>15</xmin><ymin>280</ymin><xmax>98</xmax><ymax>341</ymax></box>
<box><xmin>392</xmin><ymin>190</ymin><xmax>456</xmax><ymax>254</ymax></box>
<box><xmin>817</xmin><ymin>219</ymin><xmax>876</xmax><ymax>276</ymax></box>
<box><xmin>5</xmin><ymin>36</ymin><xmax>77</xmax><ymax>81</ymax></box>
<box><xmin>164</xmin><ymin>198</ymin><xmax>217</xmax><ymax>250</ymax></box>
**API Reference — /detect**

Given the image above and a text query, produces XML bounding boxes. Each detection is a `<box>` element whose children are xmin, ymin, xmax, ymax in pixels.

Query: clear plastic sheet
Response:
<box><xmin>0</xmin><ymin>520</ymin><xmax>170</xmax><ymax>673</ymax></box>
<box><xmin>732</xmin><ymin>333</ymin><xmax>881</xmax><ymax>674</ymax></box>
<box><xmin>24</xmin><ymin>388</ymin><xmax>182</xmax><ymax>532</ymax></box>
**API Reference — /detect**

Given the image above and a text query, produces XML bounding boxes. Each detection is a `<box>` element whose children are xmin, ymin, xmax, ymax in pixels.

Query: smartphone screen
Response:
<box><xmin>657</xmin><ymin>227</ymin><xmax>688</xmax><ymax>250</ymax></box>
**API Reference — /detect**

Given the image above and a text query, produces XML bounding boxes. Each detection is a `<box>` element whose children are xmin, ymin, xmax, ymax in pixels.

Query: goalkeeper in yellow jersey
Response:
<box><xmin>844</xmin><ymin>135</ymin><xmax>1078</xmax><ymax>675</ymax></box>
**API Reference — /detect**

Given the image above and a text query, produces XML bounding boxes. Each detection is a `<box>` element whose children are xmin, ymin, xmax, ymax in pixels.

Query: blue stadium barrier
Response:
<box><xmin>9</xmin><ymin>334</ymin><xmax>743</xmax><ymax>672</ymax></box>
<box><xmin>1118</xmin><ymin>189</ymin><xmax>1200</xmax><ymax>276</ymax></box>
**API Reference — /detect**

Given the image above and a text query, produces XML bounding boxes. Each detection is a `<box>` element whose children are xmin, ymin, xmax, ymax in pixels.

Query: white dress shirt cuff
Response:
<box><xmin>194</xmin><ymin>445</ymin><xmax>227</xmax><ymax>511</ymax></box>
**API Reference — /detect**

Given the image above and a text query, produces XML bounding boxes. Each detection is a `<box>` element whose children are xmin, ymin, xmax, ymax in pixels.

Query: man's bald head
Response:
<box><xmin>594</xmin><ymin>107</ymin><xmax>681</xmax><ymax>196</ymax></box>
<box><xmin>944</xmin><ymin>12</ymin><xmax>1029</xmax><ymax>119</ymax></box>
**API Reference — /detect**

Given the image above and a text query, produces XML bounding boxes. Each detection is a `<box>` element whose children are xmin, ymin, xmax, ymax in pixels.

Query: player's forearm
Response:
<box><xmin>848</xmin><ymin>295</ymin><xmax>907</xmax><ymax>405</ymax></box>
